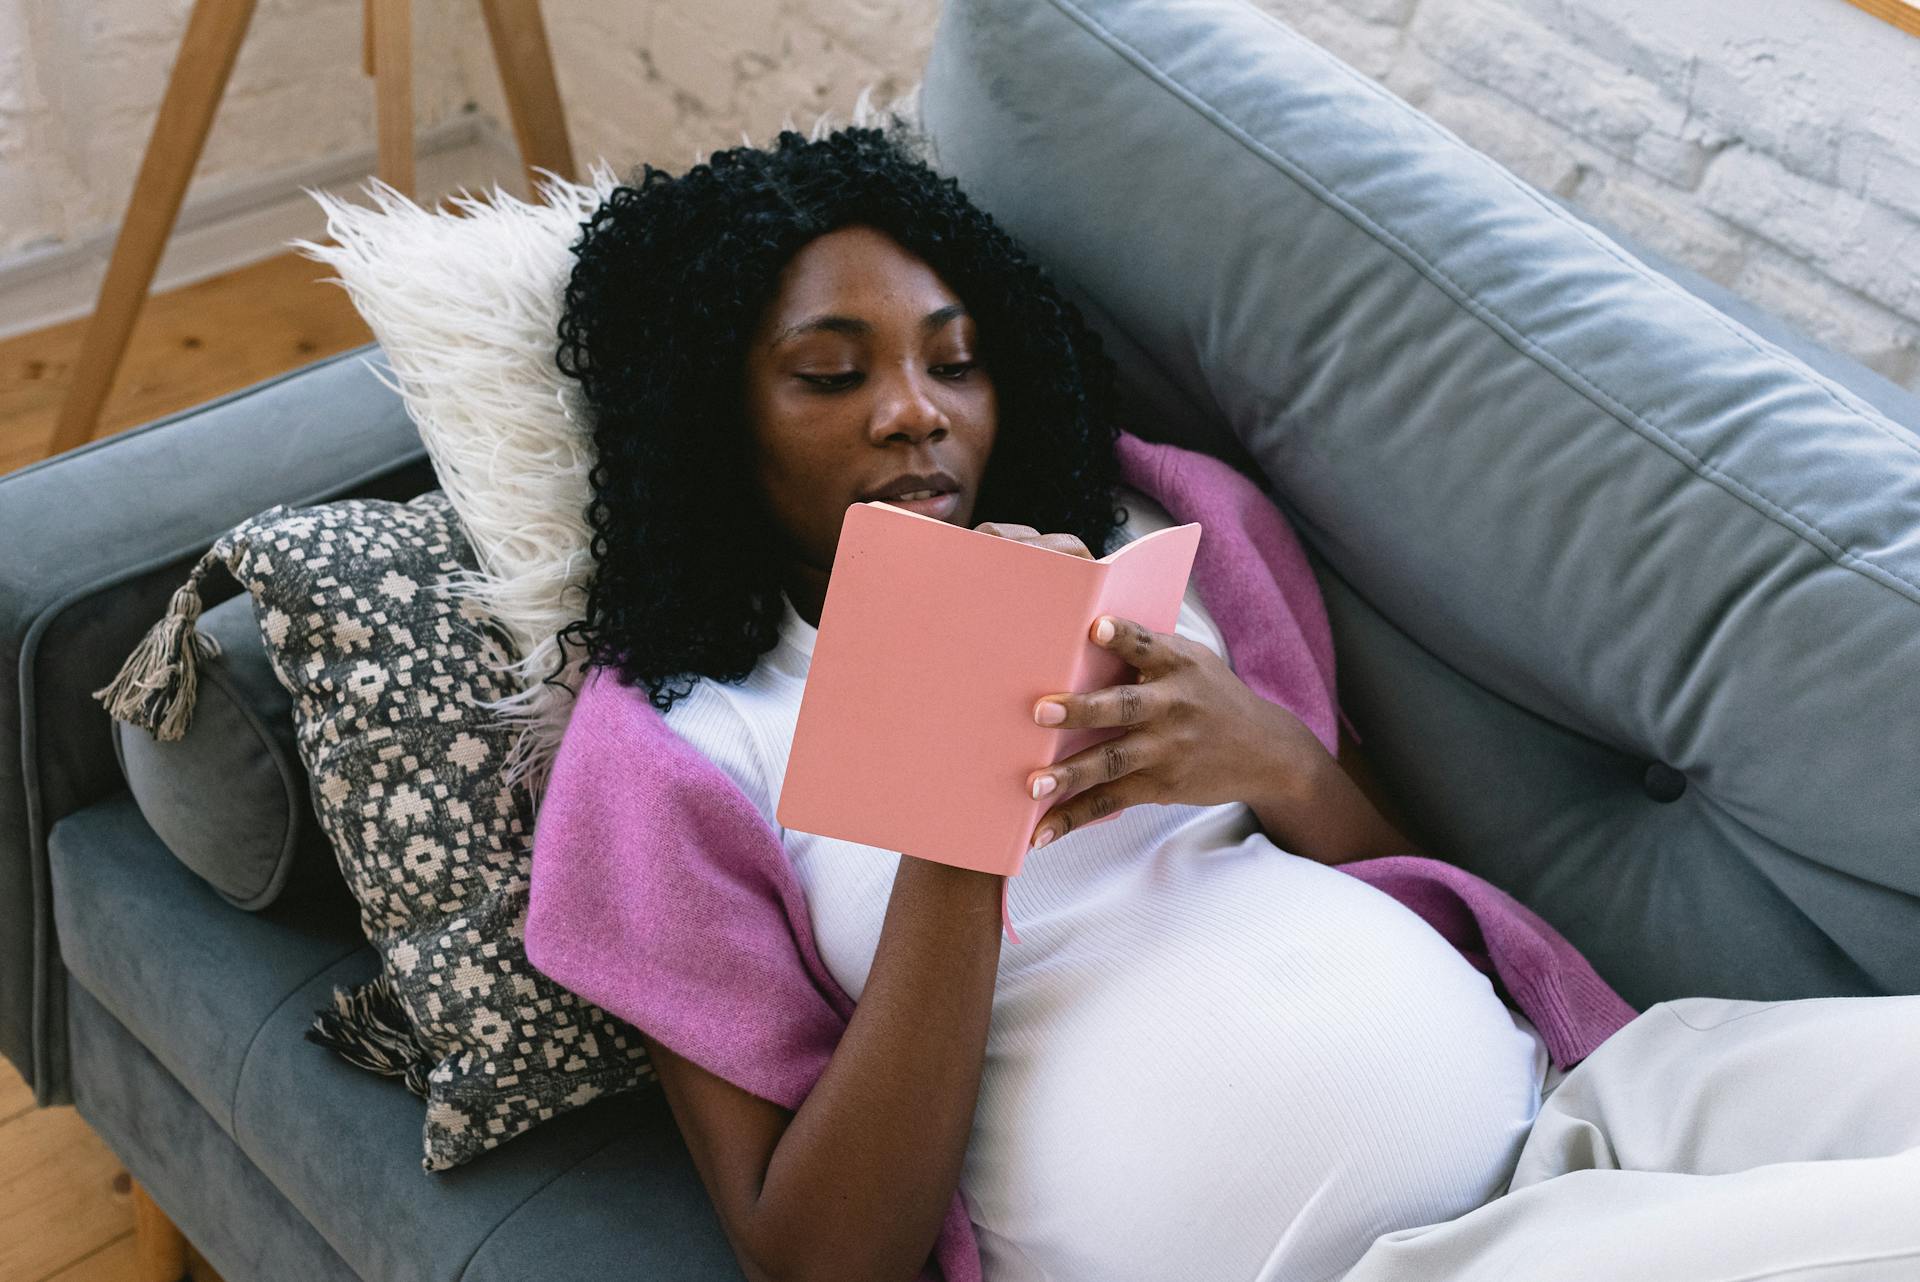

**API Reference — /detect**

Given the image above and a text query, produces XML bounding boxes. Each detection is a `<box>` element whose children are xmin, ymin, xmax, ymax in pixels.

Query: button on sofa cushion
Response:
<box><xmin>919</xmin><ymin>0</ymin><xmax>1920</xmax><ymax>1006</ymax></box>
<box><xmin>95</xmin><ymin>489</ymin><xmax>654</xmax><ymax>1171</ymax></box>
<box><xmin>110</xmin><ymin>591</ymin><xmax>339</xmax><ymax>911</ymax></box>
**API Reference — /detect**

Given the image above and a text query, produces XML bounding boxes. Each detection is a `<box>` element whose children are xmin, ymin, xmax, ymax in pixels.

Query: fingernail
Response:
<box><xmin>1035</xmin><ymin>701</ymin><xmax>1065</xmax><ymax>726</ymax></box>
<box><xmin>1094</xmin><ymin>616</ymin><xmax>1115</xmax><ymax>643</ymax></box>
<box><xmin>1033</xmin><ymin>827</ymin><xmax>1056</xmax><ymax>849</ymax></box>
<box><xmin>1031</xmin><ymin>775</ymin><xmax>1056</xmax><ymax>799</ymax></box>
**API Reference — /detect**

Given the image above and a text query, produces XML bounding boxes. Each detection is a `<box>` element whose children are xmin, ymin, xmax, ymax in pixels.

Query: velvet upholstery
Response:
<box><xmin>919</xmin><ymin>0</ymin><xmax>1920</xmax><ymax>1008</ymax></box>
<box><xmin>111</xmin><ymin>591</ymin><xmax>335</xmax><ymax>911</ymax></box>
<box><xmin>51</xmin><ymin>793</ymin><xmax>743</xmax><ymax>1280</ymax></box>
<box><xmin>4</xmin><ymin>0</ymin><xmax>1917</xmax><ymax>1273</ymax></box>
<box><xmin>69</xmin><ymin>981</ymin><xmax>365</xmax><ymax>1282</ymax></box>
<box><xmin>0</xmin><ymin>348</ymin><xmax>434</xmax><ymax>1105</ymax></box>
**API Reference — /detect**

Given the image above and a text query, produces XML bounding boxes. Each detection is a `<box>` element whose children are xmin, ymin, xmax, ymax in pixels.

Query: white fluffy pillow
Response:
<box><xmin>294</xmin><ymin>83</ymin><xmax>923</xmax><ymax>802</ymax></box>
<box><xmin>295</xmin><ymin>167</ymin><xmax>618</xmax><ymax>803</ymax></box>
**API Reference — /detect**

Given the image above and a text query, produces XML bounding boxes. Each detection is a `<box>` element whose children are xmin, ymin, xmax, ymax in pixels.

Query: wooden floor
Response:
<box><xmin>0</xmin><ymin>250</ymin><xmax>351</xmax><ymax>1280</ymax></box>
<box><xmin>0</xmin><ymin>252</ymin><xmax>374</xmax><ymax>477</ymax></box>
<box><xmin>0</xmin><ymin>1056</ymin><xmax>224</xmax><ymax>1282</ymax></box>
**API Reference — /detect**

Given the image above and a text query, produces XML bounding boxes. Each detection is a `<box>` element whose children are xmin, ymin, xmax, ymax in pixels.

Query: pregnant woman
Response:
<box><xmin>527</xmin><ymin>120</ymin><xmax>1920</xmax><ymax>1282</ymax></box>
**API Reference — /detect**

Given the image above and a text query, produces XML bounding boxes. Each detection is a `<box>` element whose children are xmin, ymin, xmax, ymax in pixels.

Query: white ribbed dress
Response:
<box><xmin>660</xmin><ymin>486</ymin><xmax>1550</xmax><ymax>1282</ymax></box>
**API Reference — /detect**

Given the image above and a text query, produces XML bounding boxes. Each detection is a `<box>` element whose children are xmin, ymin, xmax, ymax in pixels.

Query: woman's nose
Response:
<box><xmin>869</xmin><ymin>365</ymin><xmax>950</xmax><ymax>441</ymax></box>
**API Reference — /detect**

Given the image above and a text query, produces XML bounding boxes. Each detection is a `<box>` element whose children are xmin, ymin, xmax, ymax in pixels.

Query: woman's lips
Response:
<box><xmin>869</xmin><ymin>489</ymin><xmax>960</xmax><ymax>519</ymax></box>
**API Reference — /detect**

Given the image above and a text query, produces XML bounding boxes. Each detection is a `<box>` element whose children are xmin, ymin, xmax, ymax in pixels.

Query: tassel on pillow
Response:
<box><xmin>92</xmin><ymin>543</ymin><xmax>230</xmax><ymax>740</ymax></box>
<box><xmin>306</xmin><ymin>970</ymin><xmax>439</xmax><ymax>1099</ymax></box>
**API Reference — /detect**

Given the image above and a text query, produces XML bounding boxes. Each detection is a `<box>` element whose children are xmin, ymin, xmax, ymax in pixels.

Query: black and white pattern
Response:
<box><xmin>211</xmin><ymin>490</ymin><xmax>654</xmax><ymax>1171</ymax></box>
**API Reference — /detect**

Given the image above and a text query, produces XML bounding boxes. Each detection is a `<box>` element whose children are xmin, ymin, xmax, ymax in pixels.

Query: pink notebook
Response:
<box><xmin>776</xmin><ymin>500</ymin><xmax>1203</xmax><ymax>878</ymax></box>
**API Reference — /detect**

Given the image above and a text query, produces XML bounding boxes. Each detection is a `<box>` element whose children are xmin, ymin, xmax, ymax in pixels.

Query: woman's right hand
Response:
<box><xmin>974</xmin><ymin>521</ymin><xmax>1095</xmax><ymax>560</ymax></box>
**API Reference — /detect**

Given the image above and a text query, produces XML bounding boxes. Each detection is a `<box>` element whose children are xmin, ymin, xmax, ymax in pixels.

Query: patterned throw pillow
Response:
<box><xmin>94</xmin><ymin>490</ymin><xmax>653</xmax><ymax>1171</ymax></box>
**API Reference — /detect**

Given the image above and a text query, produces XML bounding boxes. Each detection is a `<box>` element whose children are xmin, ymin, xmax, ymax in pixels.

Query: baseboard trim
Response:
<box><xmin>0</xmin><ymin>114</ymin><xmax>528</xmax><ymax>342</ymax></box>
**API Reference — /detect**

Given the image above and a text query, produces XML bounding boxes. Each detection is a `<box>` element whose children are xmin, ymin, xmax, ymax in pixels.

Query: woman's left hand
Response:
<box><xmin>1024</xmin><ymin>613</ymin><xmax>1332</xmax><ymax>849</ymax></box>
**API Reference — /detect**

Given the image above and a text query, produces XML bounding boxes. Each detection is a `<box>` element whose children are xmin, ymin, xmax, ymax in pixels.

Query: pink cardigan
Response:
<box><xmin>525</xmin><ymin>428</ymin><xmax>1637</xmax><ymax>1282</ymax></box>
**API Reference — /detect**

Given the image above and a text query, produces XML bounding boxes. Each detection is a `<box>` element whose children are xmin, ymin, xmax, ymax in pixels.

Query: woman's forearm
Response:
<box><xmin>749</xmin><ymin>856</ymin><xmax>1004</xmax><ymax>1282</ymax></box>
<box><xmin>1250</xmin><ymin>749</ymin><xmax>1429</xmax><ymax>866</ymax></box>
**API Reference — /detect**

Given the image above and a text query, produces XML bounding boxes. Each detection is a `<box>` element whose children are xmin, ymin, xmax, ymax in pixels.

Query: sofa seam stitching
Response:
<box><xmin>1040</xmin><ymin>0</ymin><xmax>1920</xmax><ymax>608</ymax></box>
<box><xmin>1062</xmin><ymin>0</ymin><xmax>1920</xmax><ymax>525</ymax></box>
<box><xmin>452</xmin><ymin>1116</ymin><xmax>652</xmax><ymax>1280</ymax></box>
<box><xmin>227</xmin><ymin>946</ymin><xmax>366</xmax><ymax>1137</ymax></box>
<box><xmin>12</xmin><ymin>445</ymin><xmax>431</xmax><ymax>1103</ymax></box>
<box><xmin>1167</xmin><ymin>0</ymin><xmax>1920</xmax><ymax>453</ymax></box>
<box><xmin>0</xmin><ymin>345</ymin><xmax>380</xmax><ymax>491</ymax></box>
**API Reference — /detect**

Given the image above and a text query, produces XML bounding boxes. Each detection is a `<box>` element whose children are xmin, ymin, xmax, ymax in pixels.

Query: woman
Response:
<box><xmin>540</xmin><ymin>120</ymin><xmax>1920</xmax><ymax>1282</ymax></box>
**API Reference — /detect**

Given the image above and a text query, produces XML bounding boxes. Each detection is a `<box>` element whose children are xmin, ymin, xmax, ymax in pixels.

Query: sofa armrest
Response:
<box><xmin>0</xmin><ymin>344</ymin><xmax>434</xmax><ymax>1104</ymax></box>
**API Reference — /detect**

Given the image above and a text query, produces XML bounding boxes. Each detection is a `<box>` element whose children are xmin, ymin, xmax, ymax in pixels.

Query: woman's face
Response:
<box><xmin>743</xmin><ymin>223</ymin><xmax>998</xmax><ymax>623</ymax></box>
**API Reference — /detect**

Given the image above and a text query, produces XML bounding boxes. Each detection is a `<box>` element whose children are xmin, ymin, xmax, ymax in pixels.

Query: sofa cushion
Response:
<box><xmin>51</xmin><ymin>793</ymin><xmax>743</xmax><ymax>1282</ymax></box>
<box><xmin>110</xmin><ymin>590</ymin><xmax>339</xmax><ymax>911</ymax></box>
<box><xmin>1542</xmin><ymin>196</ymin><xmax>1920</xmax><ymax>435</ymax></box>
<box><xmin>68</xmin><ymin>980</ymin><xmax>365</xmax><ymax>1282</ymax></box>
<box><xmin>50</xmin><ymin>791</ymin><xmax>364</xmax><ymax>1138</ymax></box>
<box><xmin>919</xmin><ymin>0</ymin><xmax>1920</xmax><ymax>1007</ymax></box>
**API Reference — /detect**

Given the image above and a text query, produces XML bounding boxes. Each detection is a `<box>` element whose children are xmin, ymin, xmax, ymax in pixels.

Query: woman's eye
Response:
<box><xmin>797</xmin><ymin>372</ymin><xmax>860</xmax><ymax>390</ymax></box>
<box><xmin>935</xmin><ymin>362</ymin><xmax>976</xmax><ymax>380</ymax></box>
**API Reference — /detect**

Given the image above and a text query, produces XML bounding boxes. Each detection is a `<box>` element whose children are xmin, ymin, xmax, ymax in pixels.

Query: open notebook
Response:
<box><xmin>776</xmin><ymin>499</ymin><xmax>1203</xmax><ymax>884</ymax></box>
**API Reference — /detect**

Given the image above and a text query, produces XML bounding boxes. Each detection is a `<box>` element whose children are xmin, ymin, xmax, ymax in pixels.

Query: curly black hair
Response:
<box><xmin>551</xmin><ymin>117</ymin><xmax>1128</xmax><ymax>715</ymax></box>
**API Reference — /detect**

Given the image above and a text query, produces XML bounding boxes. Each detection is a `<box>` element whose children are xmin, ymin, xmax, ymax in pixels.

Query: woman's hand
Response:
<box><xmin>971</xmin><ymin>521</ymin><xmax>1097</xmax><ymax>561</ymax></box>
<box><xmin>1022</xmin><ymin>611</ymin><xmax>1332</xmax><ymax>851</ymax></box>
<box><xmin>972</xmin><ymin>524</ymin><xmax>1419</xmax><ymax>864</ymax></box>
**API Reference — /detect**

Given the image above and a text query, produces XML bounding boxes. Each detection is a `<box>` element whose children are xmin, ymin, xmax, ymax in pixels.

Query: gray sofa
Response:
<box><xmin>4</xmin><ymin>0</ymin><xmax>1916</xmax><ymax>1278</ymax></box>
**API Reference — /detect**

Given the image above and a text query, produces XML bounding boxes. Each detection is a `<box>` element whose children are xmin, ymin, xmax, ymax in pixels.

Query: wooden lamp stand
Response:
<box><xmin>47</xmin><ymin>0</ymin><xmax>576</xmax><ymax>458</ymax></box>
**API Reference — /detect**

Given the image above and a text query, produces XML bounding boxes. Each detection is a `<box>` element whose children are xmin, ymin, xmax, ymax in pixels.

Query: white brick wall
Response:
<box><xmin>498</xmin><ymin>0</ymin><xmax>1918</xmax><ymax>393</ymax></box>
<box><xmin>1275</xmin><ymin>0</ymin><xmax>1920</xmax><ymax>390</ymax></box>
<box><xmin>452</xmin><ymin>0</ymin><xmax>932</xmax><ymax>179</ymax></box>
<box><xmin>6</xmin><ymin>0</ymin><xmax>1916</xmax><ymax>393</ymax></box>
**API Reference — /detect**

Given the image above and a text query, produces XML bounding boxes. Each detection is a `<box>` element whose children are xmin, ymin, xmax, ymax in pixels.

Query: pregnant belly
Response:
<box><xmin>961</xmin><ymin>819</ymin><xmax>1547</xmax><ymax>1282</ymax></box>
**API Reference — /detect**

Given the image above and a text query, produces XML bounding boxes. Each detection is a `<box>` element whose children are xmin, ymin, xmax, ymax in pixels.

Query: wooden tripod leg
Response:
<box><xmin>130</xmin><ymin>1180</ymin><xmax>189</xmax><ymax>1282</ymax></box>
<box><xmin>46</xmin><ymin>0</ymin><xmax>258</xmax><ymax>458</ymax></box>
<box><xmin>371</xmin><ymin>0</ymin><xmax>414</xmax><ymax>197</ymax></box>
<box><xmin>479</xmin><ymin>0</ymin><xmax>577</xmax><ymax>187</ymax></box>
